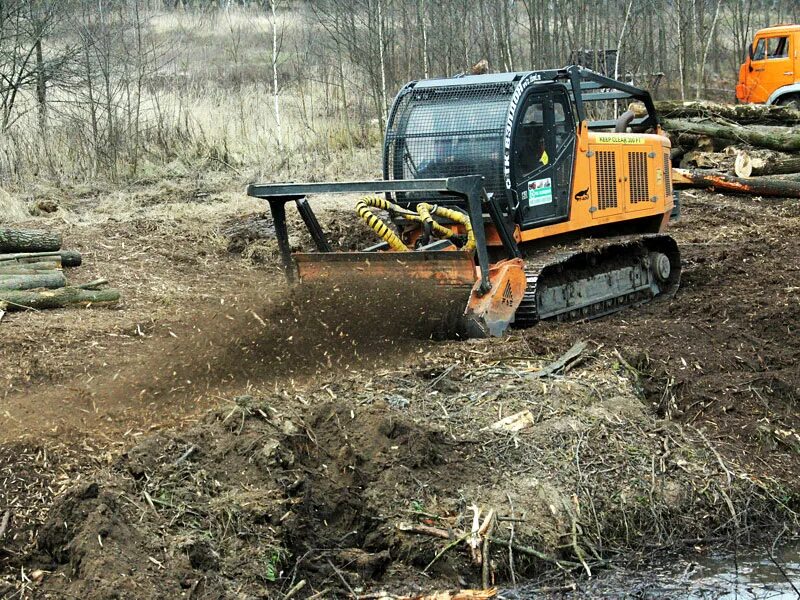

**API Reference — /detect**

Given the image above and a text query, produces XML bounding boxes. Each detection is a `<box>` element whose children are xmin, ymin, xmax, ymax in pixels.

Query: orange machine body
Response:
<box><xmin>513</xmin><ymin>128</ymin><xmax>673</xmax><ymax>244</ymax></box>
<box><xmin>736</xmin><ymin>24</ymin><xmax>800</xmax><ymax>105</ymax></box>
<box><xmin>404</xmin><ymin>125</ymin><xmax>674</xmax><ymax>250</ymax></box>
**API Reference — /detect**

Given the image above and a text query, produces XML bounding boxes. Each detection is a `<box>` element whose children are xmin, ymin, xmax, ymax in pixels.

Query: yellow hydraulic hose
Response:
<box><xmin>355</xmin><ymin>196</ymin><xmax>476</xmax><ymax>252</ymax></box>
<box><xmin>416</xmin><ymin>203</ymin><xmax>475</xmax><ymax>250</ymax></box>
<box><xmin>356</xmin><ymin>197</ymin><xmax>409</xmax><ymax>252</ymax></box>
<box><xmin>414</xmin><ymin>203</ymin><xmax>460</xmax><ymax>241</ymax></box>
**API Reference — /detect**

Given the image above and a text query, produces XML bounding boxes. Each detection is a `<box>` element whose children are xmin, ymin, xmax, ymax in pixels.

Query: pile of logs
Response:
<box><xmin>0</xmin><ymin>227</ymin><xmax>119</xmax><ymax>319</ymax></box>
<box><xmin>655</xmin><ymin>100</ymin><xmax>800</xmax><ymax>199</ymax></box>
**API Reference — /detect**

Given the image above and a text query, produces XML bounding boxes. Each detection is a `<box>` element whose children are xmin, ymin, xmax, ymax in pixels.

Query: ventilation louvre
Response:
<box><xmin>663</xmin><ymin>153</ymin><xmax>673</xmax><ymax>198</ymax></box>
<box><xmin>628</xmin><ymin>151</ymin><xmax>649</xmax><ymax>203</ymax></box>
<box><xmin>595</xmin><ymin>151</ymin><xmax>617</xmax><ymax>210</ymax></box>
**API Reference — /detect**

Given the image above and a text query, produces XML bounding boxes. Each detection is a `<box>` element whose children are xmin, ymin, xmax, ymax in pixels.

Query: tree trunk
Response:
<box><xmin>656</xmin><ymin>100</ymin><xmax>800</xmax><ymax>126</ymax></box>
<box><xmin>0</xmin><ymin>272</ymin><xmax>66</xmax><ymax>291</ymax></box>
<box><xmin>0</xmin><ymin>228</ymin><xmax>62</xmax><ymax>252</ymax></box>
<box><xmin>672</xmin><ymin>168</ymin><xmax>800</xmax><ymax>198</ymax></box>
<box><xmin>0</xmin><ymin>251</ymin><xmax>81</xmax><ymax>267</ymax></box>
<box><xmin>0</xmin><ymin>287</ymin><xmax>120</xmax><ymax>311</ymax></box>
<box><xmin>734</xmin><ymin>150</ymin><xmax>800</xmax><ymax>178</ymax></box>
<box><xmin>662</xmin><ymin>119</ymin><xmax>800</xmax><ymax>153</ymax></box>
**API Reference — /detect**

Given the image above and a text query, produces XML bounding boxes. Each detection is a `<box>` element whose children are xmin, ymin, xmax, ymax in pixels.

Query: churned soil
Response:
<box><xmin>0</xmin><ymin>183</ymin><xmax>798</xmax><ymax>598</ymax></box>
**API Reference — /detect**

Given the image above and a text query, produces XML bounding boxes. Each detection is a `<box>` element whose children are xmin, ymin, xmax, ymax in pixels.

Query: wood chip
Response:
<box><xmin>488</xmin><ymin>409</ymin><xmax>535</xmax><ymax>432</ymax></box>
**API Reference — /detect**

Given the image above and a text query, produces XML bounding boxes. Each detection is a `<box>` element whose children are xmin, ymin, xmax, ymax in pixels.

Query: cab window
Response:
<box><xmin>517</xmin><ymin>101</ymin><xmax>546</xmax><ymax>176</ymax></box>
<box><xmin>768</xmin><ymin>36</ymin><xmax>789</xmax><ymax>59</ymax></box>
<box><xmin>554</xmin><ymin>99</ymin><xmax>569</xmax><ymax>149</ymax></box>
<box><xmin>753</xmin><ymin>38</ymin><xmax>766</xmax><ymax>60</ymax></box>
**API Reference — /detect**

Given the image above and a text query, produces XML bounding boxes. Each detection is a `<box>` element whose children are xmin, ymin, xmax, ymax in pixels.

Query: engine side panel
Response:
<box><xmin>515</xmin><ymin>130</ymin><xmax>673</xmax><ymax>245</ymax></box>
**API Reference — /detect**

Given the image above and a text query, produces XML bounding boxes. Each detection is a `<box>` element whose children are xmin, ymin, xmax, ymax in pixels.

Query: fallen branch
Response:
<box><xmin>0</xmin><ymin>272</ymin><xmax>66</xmax><ymax>291</ymax></box>
<box><xmin>662</xmin><ymin>119</ymin><xmax>800</xmax><ymax>153</ymax></box>
<box><xmin>0</xmin><ymin>511</ymin><xmax>10</xmax><ymax>539</ymax></box>
<box><xmin>398</xmin><ymin>520</ymin><xmax>578</xmax><ymax>570</ymax></box>
<box><xmin>396</xmin><ymin>522</ymin><xmax>451</xmax><ymax>539</ymax></box>
<box><xmin>0</xmin><ymin>250</ymin><xmax>81</xmax><ymax>267</ymax></box>
<box><xmin>481</xmin><ymin>512</ymin><xmax>495</xmax><ymax>589</ymax></box>
<box><xmin>423</xmin><ymin>532</ymin><xmax>470</xmax><ymax>574</ymax></box>
<box><xmin>530</xmin><ymin>340</ymin><xmax>588</xmax><ymax>378</ymax></box>
<box><xmin>0</xmin><ymin>261</ymin><xmax>61</xmax><ymax>273</ymax></box>
<box><xmin>174</xmin><ymin>445</ymin><xmax>197</xmax><ymax>466</ymax></box>
<box><xmin>283</xmin><ymin>579</ymin><xmax>307</xmax><ymax>600</ymax></box>
<box><xmin>655</xmin><ymin>100</ymin><xmax>800</xmax><ymax>126</ymax></box>
<box><xmin>77</xmin><ymin>278</ymin><xmax>109</xmax><ymax>290</ymax></box>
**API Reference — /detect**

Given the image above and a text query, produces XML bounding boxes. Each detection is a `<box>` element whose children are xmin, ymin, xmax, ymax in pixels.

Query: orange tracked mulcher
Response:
<box><xmin>247</xmin><ymin>66</ymin><xmax>680</xmax><ymax>337</ymax></box>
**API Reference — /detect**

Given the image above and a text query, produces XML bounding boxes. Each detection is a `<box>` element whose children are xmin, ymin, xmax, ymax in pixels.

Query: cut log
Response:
<box><xmin>0</xmin><ymin>272</ymin><xmax>66</xmax><ymax>291</ymax></box>
<box><xmin>679</xmin><ymin>151</ymin><xmax>736</xmax><ymax>171</ymax></box>
<box><xmin>0</xmin><ymin>250</ymin><xmax>81</xmax><ymax>267</ymax></box>
<box><xmin>0</xmin><ymin>287</ymin><xmax>120</xmax><ymax>311</ymax></box>
<box><xmin>672</xmin><ymin>168</ymin><xmax>800</xmax><ymax>198</ymax></box>
<box><xmin>662</xmin><ymin>119</ymin><xmax>800</xmax><ymax>153</ymax></box>
<box><xmin>666</xmin><ymin>132</ymin><xmax>729</xmax><ymax>157</ymax></box>
<box><xmin>0</xmin><ymin>262</ymin><xmax>61</xmax><ymax>273</ymax></box>
<box><xmin>0</xmin><ymin>228</ymin><xmax>61</xmax><ymax>253</ymax></box>
<box><xmin>733</xmin><ymin>149</ymin><xmax>800</xmax><ymax>178</ymax></box>
<box><xmin>655</xmin><ymin>100</ymin><xmax>800</xmax><ymax>126</ymax></box>
<box><xmin>0</xmin><ymin>266</ymin><xmax>62</xmax><ymax>276</ymax></box>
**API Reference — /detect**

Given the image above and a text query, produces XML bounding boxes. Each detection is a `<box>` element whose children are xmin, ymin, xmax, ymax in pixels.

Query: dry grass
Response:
<box><xmin>0</xmin><ymin>6</ymin><xmax>381</xmax><ymax>189</ymax></box>
<box><xmin>0</xmin><ymin>189</ymin><xmax>30</xmax><ymax>223</ymax></box>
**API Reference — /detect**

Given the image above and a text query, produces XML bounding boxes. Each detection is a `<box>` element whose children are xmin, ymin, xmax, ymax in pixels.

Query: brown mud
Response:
<box><xmin>0</xmin><ymin>189</ymin><xmax>799</xmax><ymax>598</ymax></box>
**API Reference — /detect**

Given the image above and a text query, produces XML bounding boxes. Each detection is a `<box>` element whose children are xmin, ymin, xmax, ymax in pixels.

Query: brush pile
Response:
<box><xmin>0</xmin><ymin>227</ymin><xmax>119</xmax><ymax>317</ymax></box>
<box><xmin>655</xmin><ymin>100</ymin><xmax>800</xmax><ymax>198</ymax></box>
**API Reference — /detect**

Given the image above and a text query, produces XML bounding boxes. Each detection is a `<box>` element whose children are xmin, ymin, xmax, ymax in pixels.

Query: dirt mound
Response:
<box><xmin>28</xmin><ymin>395</ymin><xmax>446</xmax><ymax>598</ymax></box>
<box><xmin>24</xmin><ymin>340</ymin><xmax>797</xmax><ymax>598</ymax></box>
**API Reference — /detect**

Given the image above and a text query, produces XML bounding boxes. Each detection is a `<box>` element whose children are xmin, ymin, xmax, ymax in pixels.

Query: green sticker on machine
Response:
<box><xmin>528</xmin><ymin>178</ymin><xmax>552</xmax><ymax>206</ymax></box>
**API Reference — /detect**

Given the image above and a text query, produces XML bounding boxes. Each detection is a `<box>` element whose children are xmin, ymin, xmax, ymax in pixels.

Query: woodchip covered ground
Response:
<box><xmin>0</xmin><ymin>180</ymin><xmax>798</xmax><ymax>598</ymax></box>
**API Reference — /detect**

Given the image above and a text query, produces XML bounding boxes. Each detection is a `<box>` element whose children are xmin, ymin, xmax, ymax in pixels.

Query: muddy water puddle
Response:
<box><xmin>504</xmin><ymin>542</ymin><xmax>800</xmax><ymax>599</ymax></box>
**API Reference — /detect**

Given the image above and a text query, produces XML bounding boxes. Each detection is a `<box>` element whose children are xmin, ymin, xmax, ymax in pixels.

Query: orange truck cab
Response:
<box><xmin>736</xmin><ymin>24</ymin><xmax>800</xmax><ymax>107</ymax></box>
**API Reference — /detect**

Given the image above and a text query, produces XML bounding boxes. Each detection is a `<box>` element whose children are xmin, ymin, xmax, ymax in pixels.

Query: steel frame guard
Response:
<box><xmin>246</xmin><ymin>175</ymin><xmax>506</xmax><ymax>294</ymax></box>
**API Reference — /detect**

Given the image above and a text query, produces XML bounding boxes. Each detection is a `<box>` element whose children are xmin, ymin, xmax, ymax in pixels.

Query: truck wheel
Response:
<box><xmin>778</xmin><ymin>95</ymin><xmax>800</xmax><ymax>109</ymax></box>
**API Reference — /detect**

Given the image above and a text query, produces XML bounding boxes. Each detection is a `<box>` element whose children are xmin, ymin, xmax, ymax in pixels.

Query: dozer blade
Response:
<box><xmin>294</xmin><ymin>251</ymin><xmax>476</xmax><ymax>286</ymax></box>
<box><xmin>293</xmin><ymin>252</ymin><xmax>526</xmax><ymax>338</ymax></box>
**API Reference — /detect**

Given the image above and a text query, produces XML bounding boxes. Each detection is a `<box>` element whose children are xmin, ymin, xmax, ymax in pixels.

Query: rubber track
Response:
<box><xmin>513</xmin><ymin>234</ymin><xmax>680</xmax><ymax>327</ymax></box>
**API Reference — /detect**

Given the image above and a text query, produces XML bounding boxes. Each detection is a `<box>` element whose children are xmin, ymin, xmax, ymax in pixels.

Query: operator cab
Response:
<box><xmin>383</xmin><ymin>67</ymin><xmax>662</xmax><ymax>235</ymax></box>
<box><xmin>384</xmin><ymin>73</ymin><xmax>577</xmax><ymax>230</ymax></box>
<box><xmin>508</xmin><ymin>83</ymin><xmax>576</xmax><ymax>228</ymax></box>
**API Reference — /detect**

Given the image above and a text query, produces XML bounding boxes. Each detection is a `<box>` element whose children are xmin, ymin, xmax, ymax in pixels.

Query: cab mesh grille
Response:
<box><xmin>384</xmin><ymin>82</ymin><xmax>513</xmax><ymax>201</ymax></box>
